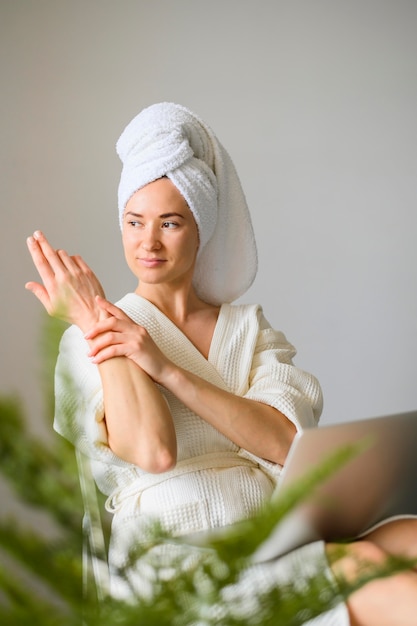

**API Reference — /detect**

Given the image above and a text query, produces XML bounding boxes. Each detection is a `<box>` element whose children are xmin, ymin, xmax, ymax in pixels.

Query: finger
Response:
<box><xmin>56</xmin><ymin>250</ymin><xmax>94</xmax><ymax>278</ymax></box>
<box><xmin>89</xmin><ymin>344</ymin><xmax>126</xmax><ymax>364</ymax></box>
<box><xmin>77</xmin><ymin>258</ymin><xmax>106</xmax><ymax>298</ymax></box>
<box><xmin>84</xmin><ymin>317</ymin><xmax>122</xmax><ymax>340</ymax></box>
<box><xmin>32</xmin><ymin>230</ymin><xmax>69</xmax><ymax>275</ymax></box>
<box><xmin>25</xmin><ymin>280</ymin><xmax>52</xmax><ymax>311</ymax></box>
<box><xmin>72</xmin><ymin>254</ymin><xmax>96</xmax><ymax>274</ymax></box>
<box><xmin>26</xmin><ymin>235</ymin><xmax>56</xmax><ymax>285</ymax></box>
<box><xmin>63</xmin><ymin>254</ymin><xmax>107</xmax><ymax>299</ymax></box>
<box><xmin>87</xmin><ymin>333</ymin><xmax>113</xmax><ymax>357</ymax></box>
<box><xmin>87</xmin><ymin>331</ymin><xmax>130</xmax><ymax>360</ymax></box>
<box><xmin>56</xmin><ymin>249</ymin><xmax>83</xmax><ymax>273</ymax></box>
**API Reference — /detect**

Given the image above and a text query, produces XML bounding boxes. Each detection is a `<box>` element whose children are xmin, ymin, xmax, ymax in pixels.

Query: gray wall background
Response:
<box><xmin>1</xmin><ymin>0</ymin><xmax>416</xmax><ymax>484</ymax></box>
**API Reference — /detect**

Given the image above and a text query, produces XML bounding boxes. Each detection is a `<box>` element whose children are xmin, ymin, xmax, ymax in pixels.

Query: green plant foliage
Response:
<box><xmin>0</xmin><ymin>315</ymin><xmax>415</xmax><ymax>625</ymax></box>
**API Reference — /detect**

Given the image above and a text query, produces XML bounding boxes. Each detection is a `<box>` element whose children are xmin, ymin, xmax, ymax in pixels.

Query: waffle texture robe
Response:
<box><xmin>54</xmin><ymin>294</ymin><xmax>349</xmax><ymax>624</ymax></box>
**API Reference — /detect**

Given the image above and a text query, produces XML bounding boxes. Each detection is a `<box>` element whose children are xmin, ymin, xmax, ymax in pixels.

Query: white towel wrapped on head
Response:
<box><xmin>116</xmin><ymin>102</ymin><xmax>257</xmax><ymax>305</ymax></box>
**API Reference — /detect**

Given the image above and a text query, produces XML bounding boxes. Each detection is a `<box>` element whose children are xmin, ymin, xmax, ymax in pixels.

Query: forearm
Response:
<box><xmin>97</xmin><ymin>356</ymin><xmax>177</xmax><ymax>472</ymax></box>
<box><xmin>159</xmin><ymin>365</ymin><xmax>296</xmax><ymax>465</ymax></box>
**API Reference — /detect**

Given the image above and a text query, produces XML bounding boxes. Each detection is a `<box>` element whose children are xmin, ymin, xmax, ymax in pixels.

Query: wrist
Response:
<box><xmin>78</xmin><ymin>304</ymin><xmax>108</xmax><ymax>335</ymax></box>
<box><xmin>77</xmin><ymin>314</ymin><xmax>101</xmax><ymax>335</ymax></box>
<box><xmin>156</xmin><ymin>361</ymin><xmax>182</xmax><ymax>389</ymax></box>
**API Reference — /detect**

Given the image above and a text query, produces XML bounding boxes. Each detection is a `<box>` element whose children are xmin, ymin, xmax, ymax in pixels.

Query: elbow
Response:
<box><xmin>109</xmin><ymin>439</ymin><xmax>177</xmax><ymax>473</ymax></box>
<box><xmin>267</xmin><ymin>418</ymin><xmax>297</xmax><ymax>466</ymax></box>
<box><xmin>144</xmin><ymin>446</ymin><xmax>177</xmax><ymax>474</ymax></box>
<box><xmin>279</xmin><ymin>420</ymin><xmax>297</xmax><ymax>464</ymax></box>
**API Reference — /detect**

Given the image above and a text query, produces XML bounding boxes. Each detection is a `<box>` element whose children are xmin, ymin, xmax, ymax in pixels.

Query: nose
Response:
<box><xmin>141</xmin><ymin>226</ymin><xmax>161</xmax><ymax>251</ymax></box>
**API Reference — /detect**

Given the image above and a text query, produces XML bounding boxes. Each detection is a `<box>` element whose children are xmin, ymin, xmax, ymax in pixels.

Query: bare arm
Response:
<box><xmin>97</xmin><ymin>357</ymin><xmax>176</xmax><ymax>471</ymax></box>
<box><xmin>26</xmin><ymin>231</ymin><xmax>176</xmax><ymax>472</ymax></box>
<box><xmin>158</xmin><ymin>364</ymin><xmax>296</xmax><ymax>465</ymax></box>
<box><xmin>86</xmin><ymin>298</ymin><xmax>297</xmax><ymax>465</ymax></box>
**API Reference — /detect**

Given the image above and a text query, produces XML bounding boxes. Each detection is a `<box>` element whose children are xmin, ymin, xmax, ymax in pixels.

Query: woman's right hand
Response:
<box><xmin>25</xmin><ymin>230</ymin><xmax>106</xmax><ymax>333</ymax></box>
<box><xmin>84</xmin><ymin>297</ymin><xmax>174</xmax><ymax>384</ymax></box>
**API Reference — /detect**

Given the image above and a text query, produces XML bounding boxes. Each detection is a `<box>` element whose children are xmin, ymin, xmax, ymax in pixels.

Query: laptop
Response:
<box><xmin>252</xmin><ymin>410</ymin><xmax>417</xmax><ymax>562</ymax></box>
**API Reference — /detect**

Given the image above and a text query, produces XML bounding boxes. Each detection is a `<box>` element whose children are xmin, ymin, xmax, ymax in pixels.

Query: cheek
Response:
<box><xmin>184</xmin><ymin>237</ymin><xmax>199</xmax><ymax>265</ymax></box>
<box><xmin>122</xmin><ymin>234</ymin><xmax>137</xmax><ymax>263</ymax></box>
<box><xmin>122</xmin><ymin>227</ymin><xmax>136</xmax><ymax>248</ymax></box>
<box><xmin>181</xmin><ymin>231</ymin><xmax>199</xmax><ymax>257</ymax></box>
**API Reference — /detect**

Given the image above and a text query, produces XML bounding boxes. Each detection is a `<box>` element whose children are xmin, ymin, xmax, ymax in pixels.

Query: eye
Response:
<box><xmin>162</xmin><ymin>221</ymin><xmax>179</xmax><ymax>229</ymax></box>
<box><xmin>128</xmin><ymin>220</ymin><xmax>142</xmax><ymax>228</ymax></box>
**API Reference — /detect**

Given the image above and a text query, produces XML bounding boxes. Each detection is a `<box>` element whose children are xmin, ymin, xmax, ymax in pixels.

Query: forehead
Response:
<box><xmin>126</xmin><ymin>178</ymin><xmax>188</xmax><ymax>211</ymax></box>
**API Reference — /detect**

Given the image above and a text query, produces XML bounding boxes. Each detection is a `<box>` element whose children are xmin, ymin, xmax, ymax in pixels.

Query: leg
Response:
<box><xmin>361</xmin><ymin>518</ymin><xmax>417</xmax><ymax>566</ymax></box>
<box><xmin>327</xmin><ymin>539</ymin><xmax>417</xmax><ymax>626</ymax></box>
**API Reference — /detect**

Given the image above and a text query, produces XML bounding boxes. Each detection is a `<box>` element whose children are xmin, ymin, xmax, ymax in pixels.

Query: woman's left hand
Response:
<box><xmin>85</xmin><ymin>297</ymin><xmax>172</xmax><ymax>383</ymax></box>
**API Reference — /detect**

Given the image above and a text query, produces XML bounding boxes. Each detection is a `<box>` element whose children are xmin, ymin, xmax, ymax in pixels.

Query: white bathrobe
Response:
<box><xmin>54</xmin><ymin>294</ymin><xmax>349</xmax><ymax>624</ymax></box>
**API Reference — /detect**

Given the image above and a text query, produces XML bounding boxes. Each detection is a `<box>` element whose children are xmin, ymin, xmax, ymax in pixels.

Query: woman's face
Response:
<box><xmin>122</xmin><ymin>178</ymin><xmax>200</xmax><ymax>290</ymax></box>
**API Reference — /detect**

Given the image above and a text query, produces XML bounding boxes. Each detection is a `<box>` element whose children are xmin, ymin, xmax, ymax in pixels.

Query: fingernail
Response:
<box><xmin>33</xmin><ymin>230</ymin><xmax>42</xmax><ymax>240</ymax></box>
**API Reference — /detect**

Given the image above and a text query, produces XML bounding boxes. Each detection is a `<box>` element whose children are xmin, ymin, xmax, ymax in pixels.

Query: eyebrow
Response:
<box><xmin>125</xmin><ymin>211</ymin><xmax>186</xmax><ymax>219</ymax></box>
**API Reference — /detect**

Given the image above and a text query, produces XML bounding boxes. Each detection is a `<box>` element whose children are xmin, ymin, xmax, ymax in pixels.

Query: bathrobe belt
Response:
<box><xmin>105</xmin><ymin>450</ymin><xmax>258</xmax><ymax>513</ymax></box>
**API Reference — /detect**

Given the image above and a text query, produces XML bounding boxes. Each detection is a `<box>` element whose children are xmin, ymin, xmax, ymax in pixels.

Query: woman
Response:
<box><xmin>26</xmin><ymin>103</ymin><xmax>417</xmax><ymax>625</ymax></box>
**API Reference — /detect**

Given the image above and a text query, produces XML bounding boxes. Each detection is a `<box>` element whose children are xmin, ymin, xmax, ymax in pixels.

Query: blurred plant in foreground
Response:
<box><xmin>0</xmin><ymin>317</ymin><xmax>414</xmax><ymax>625</ymax></box>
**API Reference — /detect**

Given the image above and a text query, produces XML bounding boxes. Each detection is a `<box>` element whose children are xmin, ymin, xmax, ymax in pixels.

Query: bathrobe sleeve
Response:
<box><xmin>53</xmin><ymin>324</ymin><xmax>130</xmax><ymax>467</ymax></box>
<box><xmin>243</xmin><ymin>310</ymin><xmax>323</xmax><ymax>432</ymax></box>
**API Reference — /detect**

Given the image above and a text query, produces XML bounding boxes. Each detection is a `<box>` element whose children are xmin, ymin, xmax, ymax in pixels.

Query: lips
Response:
<box><xmin>138</xmin><ymin>258</ymin><xmax>166</xmax><ymax>268</ymax></box>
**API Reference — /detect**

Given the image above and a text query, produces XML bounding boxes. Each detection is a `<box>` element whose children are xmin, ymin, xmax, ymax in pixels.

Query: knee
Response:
<box><xmin>327</xmin><ymin>540</ymin><xmax>388</xmax><ymax>583</ymax></box>
<box><xmin>364</xmin><ymin>518</ymin><xmax>417</xmax><ymax>561</ymax></box>
<box><xmin>348</xmin><ymin>540</ymin><xmax>388</xmax><ymax>566</ymax></box>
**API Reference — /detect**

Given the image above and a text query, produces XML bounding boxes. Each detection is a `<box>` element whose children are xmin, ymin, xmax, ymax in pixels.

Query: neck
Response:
<box><xmin>135</xmin><ymin>282</ymin><xmax>209</xmax><ymax>323</ymax></box>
